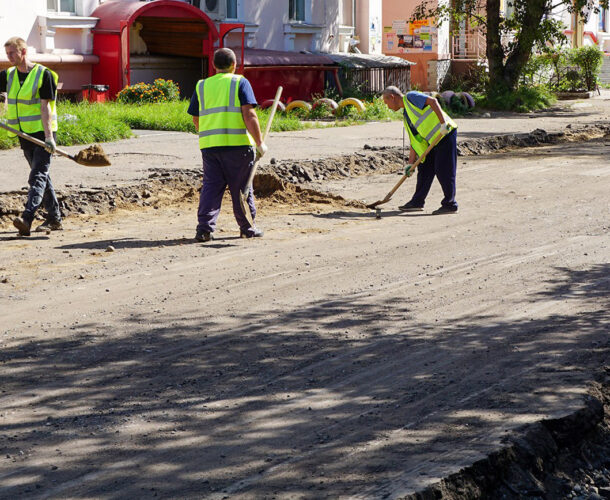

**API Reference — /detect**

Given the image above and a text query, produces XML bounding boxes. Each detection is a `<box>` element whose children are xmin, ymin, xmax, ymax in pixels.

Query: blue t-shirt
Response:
<box><xmin>187</xmin><ymin>75</ymin><xmax>257</xmax><ymax>116</ymax></box>
<box><xmin>402</xmin><ymin>91</ymin><xmax>430</xmax><ymax>136</ymax></box>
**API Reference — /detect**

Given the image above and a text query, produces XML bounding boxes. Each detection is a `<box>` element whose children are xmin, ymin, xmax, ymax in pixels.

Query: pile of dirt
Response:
<box><xmin>0</xmin><ymin>169</ymin><xmax>364</xmax><ymax>227</ymax></box>
<box><xmin>457</xmin><ymin>123</ymin><xmax>610</xmax><ymax>157</ymax></box>
<box><xmin>254</xmin><ymin>172</ymin><xmax>366</xmax><ymax>209</ymax></box>
<box><xmin>73</xmin><ymin>144</ymin><xmax>111</xmax><ymax>167</ymax></box>
<box><xmin>408</xmin><ymin>371</ymin><xmax>610</xmax><ymax>500</ymax></box>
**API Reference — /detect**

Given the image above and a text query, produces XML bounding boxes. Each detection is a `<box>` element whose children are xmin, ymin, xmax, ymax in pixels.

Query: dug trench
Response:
<box><xmin>0</xmin><ymin>123</ymin><xmax>609</xmax><ymax>227</ymax></box>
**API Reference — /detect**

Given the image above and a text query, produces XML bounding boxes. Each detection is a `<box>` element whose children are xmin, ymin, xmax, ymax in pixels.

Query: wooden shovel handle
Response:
<box><xmin>0</xmin><ymin>120</ymin><xmax>74</xmax><ymax>160</ymax></box>
<box><xmin>382</xmin><ymin>133</ymin><xmax>444</xmax><ymax>202</ymax></box>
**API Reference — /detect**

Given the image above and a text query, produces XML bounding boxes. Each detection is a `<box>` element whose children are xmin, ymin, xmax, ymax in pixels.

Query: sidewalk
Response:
<box><xmin>1</xmin><ymin>90</ymin><xmax>609</xmax><ymax>193</ymax></box>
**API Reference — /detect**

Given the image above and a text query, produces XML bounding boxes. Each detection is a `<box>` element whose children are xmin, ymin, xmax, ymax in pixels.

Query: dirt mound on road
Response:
<box><xmin>457</xmin><ymin>123</ymin><xmax>610</xmax><ymax>156</ymax></box>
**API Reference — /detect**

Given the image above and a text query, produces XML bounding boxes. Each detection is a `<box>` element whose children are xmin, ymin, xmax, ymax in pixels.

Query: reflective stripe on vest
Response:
<box><xmin>196</xmin><ymin>73</ymin><xmax>254</xmax><ymax>149</ymax></box>
<box><xmin>6</xmin><ymin>64</ymin><xmax>58</xmax><ymax>137</ymax></box>
<box><xmin>403</xmin><ymin>96</ymin><xmax>457</xmax><ymax>157</ymax></box>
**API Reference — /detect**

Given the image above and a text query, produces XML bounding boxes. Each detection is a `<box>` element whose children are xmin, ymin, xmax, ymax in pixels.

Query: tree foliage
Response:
<box><xmin>412</xmin><ymin>0</ymin><xmax>609</xmax><ymax>93</ymax></box>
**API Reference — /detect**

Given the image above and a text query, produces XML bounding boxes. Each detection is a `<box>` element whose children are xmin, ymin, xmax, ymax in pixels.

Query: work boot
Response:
<box><xmin>431</xmin><ymin>206</ymin><xmax>458</xmax><ymax>215</ymax></box>
<box><xmin>13</xmin><ymin>216</ymin><xmax>32</xmax><ymax>237</ymax></box>
<box><xmin>35</xmin><ymin>219</ymin><xmax>63</xmax><ymax>232</ymax></box>
<box><xmin>195</xmin><ymin>230</ymin><xmax>213</xmax><ymax>242</ymax></box>
<box><xmin>398</xmin><ymin>201</ymin><xmax>424</xmax><ymax>212</ymax></box>
<box><xmin>240</xmin><ymin>228</ymin><xmax>264</xmax><ymax>239</ymax></box>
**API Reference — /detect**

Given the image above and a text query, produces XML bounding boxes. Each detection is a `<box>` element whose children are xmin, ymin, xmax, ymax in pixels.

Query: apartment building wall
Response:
<box><xmin>382</xmin><ymin>0</ymin><xmax>450</xmax><ymax>90</ymax></box>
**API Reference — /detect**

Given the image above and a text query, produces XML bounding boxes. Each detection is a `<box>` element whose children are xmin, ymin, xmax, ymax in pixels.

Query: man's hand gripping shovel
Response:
<box><xmin>365</xmin><ymin>133</ymin><xmax>443</xmax><ymax>210</ymax></box>
<box><xmin>239</xmin><ymin>86</ymin><xmax>283</xmax><ymax>225</ymax></box>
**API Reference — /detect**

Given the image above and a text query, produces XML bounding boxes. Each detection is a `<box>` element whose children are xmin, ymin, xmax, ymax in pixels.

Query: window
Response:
<box><xmin>289</xmin><ymin>0</ymin><xmax>305</xmax><ymax>21</ymax></box>
<box><xmin>47</xmin><ymin>0</ymin><xmax>75</xmax><ymax>14</ymax></box>
<box><xmin>600</xmin><ymin>9</ymin><xmax>607</xmax><ymax>32</ymax></box>
<box><xmin>227</xmin><ymin>0</ymin><xmax>238</xmax><ymax>19</ymax></box>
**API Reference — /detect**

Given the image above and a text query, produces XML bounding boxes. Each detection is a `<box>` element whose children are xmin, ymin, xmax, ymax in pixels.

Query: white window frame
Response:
<box><xmin>289</xmin><ymin>0</ymin><xmax>310</xmax><ymax>23</ymax></box>
<box><xmin>47</xmin><ymin>0</ymin><xmax>76</xmax><ymax>15</ymax></box>
<box><xmin>226</xmin><ymin>0</ymin><xmax>241</xmax><ymax>21</ymax></box>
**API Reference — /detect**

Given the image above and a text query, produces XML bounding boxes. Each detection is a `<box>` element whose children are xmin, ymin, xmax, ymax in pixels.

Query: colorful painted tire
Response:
<box><xmin>260</xmin><ymin>99</ymin><xmax>286</xmax><ymax>112</ymax></box>
<box><xmin>458</xmin><ymin>91</ymin><xmax>475</xmax><ymax>109</ymax></box>
<box><xmin>440</xmin><ymin>90</ymin><xmax>455</xmax><ymax>106</ymax></box>
<box><xmin>337</xmin><ymin>97</ymin><xmax>366</xmax><ymax>112</ymax></box>
<box><xmin>285</xmin><ymin>100</ymin><xmax>312</xmax><ymax>112</ymax></box>
<box><xmin>312</xmin><ymin>98</ymin><xmax>338</xmax><ymax>111</ymax></box>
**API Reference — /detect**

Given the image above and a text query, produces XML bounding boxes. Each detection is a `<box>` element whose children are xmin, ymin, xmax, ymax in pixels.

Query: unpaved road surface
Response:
<box><xmin>1</xmin><ymin>131</ymin><xmax>609</xmax><ymax>498</ymax></box>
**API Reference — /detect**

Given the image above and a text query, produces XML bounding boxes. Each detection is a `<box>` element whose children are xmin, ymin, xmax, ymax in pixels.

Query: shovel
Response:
<box><xmin>0</xmin><ymin>121</ymin><xmax>111</xmax><ymax>167</ymax></box>
<box><xmin>365</xmin><ymin>133</ymin><xmax>443</xmax><ymax>209</ymax></box>
<box><xmin>239</xmin><ymin>86</ymin><xmax>283</xmax><ymax>225</ymax></box>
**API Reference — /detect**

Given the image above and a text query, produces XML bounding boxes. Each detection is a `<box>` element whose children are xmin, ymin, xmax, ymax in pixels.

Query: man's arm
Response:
<box><xmin>425</xmin><ymin>96</ymin><xmax>446</xmax><ymax>125</ymax></box>
<box><xmin>40</xmin><ymin>99</ymin><xmax>53</xmax><ymax>138</ymax></box>
<box><xmin>241</xmin><ymin>104</ymin><xmax>263</xmax><ymax>146</ymax></box>
<box><xmin>192</xmin><ymin>116</ymin><xmax>199</xmax><ymax>129</ymax></box>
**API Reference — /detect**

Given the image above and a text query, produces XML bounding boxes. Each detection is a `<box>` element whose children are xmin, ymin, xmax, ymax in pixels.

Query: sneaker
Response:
<box><xmin>195</xmin><ymin>230</ymin><xmax>213</xmax><ymax>242</ymax></box>
<box><xmin>432</xmin><ymin>206</ymin><xmax>458</xmax><ymax>215</ymax></box>
<box><xmin>240</xmin><ymin>228</ymin><xmax>264</xmax><ymax>239</ymax></box>
<box><xmin>398</xmin><ymin>201</ymin><xmax>424</xmax><ymax>212</ymax></box>
<box><xmin>35</xmin><ymin>219</ymin><xmax>63</xmax><ymax>232</ymax></box>
<box><xmin>13</xmin><ymin>217</ymin><xmax>31</xmax><ymax>237</ymax></box>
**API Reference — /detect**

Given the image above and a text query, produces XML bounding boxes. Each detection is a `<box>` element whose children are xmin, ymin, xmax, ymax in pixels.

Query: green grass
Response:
<box><xmin>0</xmin><ymin>96</ymin><xmax>399</xmax><ymax>150</ymax></box>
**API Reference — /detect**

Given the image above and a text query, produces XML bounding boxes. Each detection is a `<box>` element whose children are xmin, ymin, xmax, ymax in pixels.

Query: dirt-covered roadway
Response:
<box><xmin>0</xmin><ymin>98</ymin><xmax>609</xmax><ymax>499</ymax></box>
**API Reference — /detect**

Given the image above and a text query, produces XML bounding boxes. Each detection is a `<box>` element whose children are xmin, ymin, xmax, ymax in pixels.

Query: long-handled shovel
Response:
<box><xmin>0</xmin><ymin>121</ymin><xmax>111</xmax><ymax>167</ymax></box>
<box><xmin>365</xmin><ymin>133</ymin><xmax>443</xmax><ymax>209</ymax></box>
<box><xmin>239</xmin><ymin>86</ymin><xmax>283</xmax><ymax>225</ymax></box>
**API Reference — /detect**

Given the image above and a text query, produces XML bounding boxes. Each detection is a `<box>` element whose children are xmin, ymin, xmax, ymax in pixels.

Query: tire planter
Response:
<box><xmin>337</xmin><ymin>97</ymin><xmax>366</xmax><ymax>113</ymax></box>
<box><xmin>285</xmin><ymin>100</ymin><xmax>312</xmax><ymax>113</ymax></box>
<box><xmin>440</xmin><ymin>90</ymin><xmax>455</xmax><ymax>106</ymax></box>
<box><xmin>260</xmin><ymin>99</ymin><xmax>286</xmax><ymax>112</ymax></box>
<box><xmin>457</xmin><ymin>91</ymin><xmax>475</xmax><ymax>109</ymax></box>
<box><xmin>312</xmin><ymin>98</ymin><xmax>339</xmax><ymax>112</ymax></box>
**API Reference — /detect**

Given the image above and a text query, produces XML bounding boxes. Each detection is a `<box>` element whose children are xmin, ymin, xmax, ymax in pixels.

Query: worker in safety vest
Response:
<box><xmin>1</xmin><ymin>37</ymin><xmax>62</xmax><ymax>236</ymax></box>
<box><xmin>187</xmin><ymin>48</ymin><xmax>267</xmax><ymax>242</ymax></box>
<box><xmin>382</xmin><ymin>86</ymin><xmax>459</xmax><ymax>214</ymax></box>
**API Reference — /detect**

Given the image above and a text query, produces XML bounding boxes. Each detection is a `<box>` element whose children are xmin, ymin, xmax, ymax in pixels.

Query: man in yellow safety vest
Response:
<box><xmin>1</xmin><ymin>37</ymin><xmax>62</xmax><ymax>236</ymax></box>
<box><xmin>187</xmin><ymin>48</ymin><xmax>267</xmax><ymax>242</ymax></box>
<box><xmin>382</xmin><ymin>86</ymin><xmax>459</xmax><ymax>214</ymax></box>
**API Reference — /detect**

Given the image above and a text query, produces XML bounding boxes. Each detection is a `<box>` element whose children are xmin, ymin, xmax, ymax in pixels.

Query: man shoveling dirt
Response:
<box><xmin>1</xmin><ymin>36</ymin><xmax>63</xmax><ymax>236</ymax></box>
<box><xmin>382</xmin><ymin>86</ymin><xmax>459</xmax><ymax>214</ymax></box>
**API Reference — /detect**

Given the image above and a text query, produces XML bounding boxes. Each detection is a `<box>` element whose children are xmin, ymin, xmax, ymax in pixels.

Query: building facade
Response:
<box><xmin>0</xmin><ymin>0</ymin><xmax>384</xmax><ymax>98</ymax></box>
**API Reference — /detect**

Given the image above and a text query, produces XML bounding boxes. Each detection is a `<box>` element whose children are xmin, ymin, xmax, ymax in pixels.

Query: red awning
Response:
<box><xmin>91</xmin><ymin>0</ymin><xmax>218</xmax><ymax>39</ymax></box>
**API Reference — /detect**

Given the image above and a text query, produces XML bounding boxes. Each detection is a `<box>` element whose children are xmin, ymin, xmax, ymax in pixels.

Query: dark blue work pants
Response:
<box><xmin>197</xmin><ymin>146</ymin><xmax>257</xmax><ymax>234</ymax></box>
<box><xmin>21</xmin><ymin>140</ymin><xmax>61</xmax><ymax>223</ymax></box>
<box><xmin>409</xmin><ymin>129</ymin><xmax>458</xmax><ymax>209</ymax></box>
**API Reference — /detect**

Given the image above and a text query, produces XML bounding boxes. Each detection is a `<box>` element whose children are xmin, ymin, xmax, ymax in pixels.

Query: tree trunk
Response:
<box><xmin>502</xmin><ymin>0</ymin><xmax>547</xmax><ymax>90</ymax></box>
<box><xmin>485</xmin><ymin>0</ymin><xmax>506</xmax><ymax>91</ymax></box>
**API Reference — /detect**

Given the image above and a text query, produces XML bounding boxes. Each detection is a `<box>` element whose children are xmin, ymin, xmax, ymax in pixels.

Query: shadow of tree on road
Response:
<box><xmin>0</xmin><ymin>265</ymin><xmax>607</xmax><ymax>498</ymax></box>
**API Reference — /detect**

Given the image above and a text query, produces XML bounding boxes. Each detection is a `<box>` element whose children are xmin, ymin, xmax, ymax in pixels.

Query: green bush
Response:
<box><xmin>479</xmin><ymin>85</ymin><xmax>555</xmax><ymax>113</ymax></box>
<box><xmin>568</xmin><ymin>46</ymin><xmax>603</xmax><ymax>91</ymax></box>
<box><xmin>116</xmin><ymin>78</ymin><xmax>180</xmax><ymax>104</ymax></box>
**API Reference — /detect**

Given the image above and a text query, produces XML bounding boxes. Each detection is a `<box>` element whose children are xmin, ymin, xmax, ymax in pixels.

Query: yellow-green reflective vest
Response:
<box><xmin>196</xmin><ymin>73</ymin><xmax>254</xmax><ymax>149</ymax></box>
<box><xmin>403</xmin><ymin>95</ymin><xmax>457</xmax><ymax>158</ymax></box>
<box><xmin>6</xmin><ymin>64</ymin><xmax>58</xmax><ymax>137</ymax></box>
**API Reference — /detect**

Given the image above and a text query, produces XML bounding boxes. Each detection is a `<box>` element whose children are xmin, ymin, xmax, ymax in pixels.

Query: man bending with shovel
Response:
<box><xmin>1</xmin><ymin>37</ymin><xmax>62</xmax><ymax>236</ymax></box>
<box><xmin>382</xmin><ymin>86</ymin><xmax>459</xmax><ymax>214</ymax></box>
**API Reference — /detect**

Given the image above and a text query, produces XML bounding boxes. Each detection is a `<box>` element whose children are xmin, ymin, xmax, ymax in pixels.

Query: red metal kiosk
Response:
<box><xmin>91</xmin><ymin>0</ymin><xmax>224</xmax><ymax>98</ymax></box>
